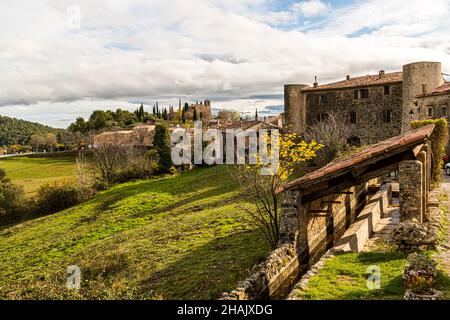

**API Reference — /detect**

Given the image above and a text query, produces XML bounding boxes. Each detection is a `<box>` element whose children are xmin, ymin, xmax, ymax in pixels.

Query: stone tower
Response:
<box><xmin>402</xmin><ymin>62</ymin><xmax>444</xmax><ymax>132</ymax></box>
<box><xmin>284</xmin><ymin>84</ymin><xmax>309</xmax><ymax>133</ymax></box>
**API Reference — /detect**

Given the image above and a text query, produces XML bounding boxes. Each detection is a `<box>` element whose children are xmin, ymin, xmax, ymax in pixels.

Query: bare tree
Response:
<box><xmin>303</xmin><ymin>111</ymin><xmax>351</xmax><ymax>167</ymax></box>
<box><xmin>93</xmin><ymin>143</ymin><xmax>127</xmax><ymax>184</ymax></box>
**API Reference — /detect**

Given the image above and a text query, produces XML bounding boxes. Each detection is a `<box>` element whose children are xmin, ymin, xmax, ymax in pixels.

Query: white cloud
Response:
<box><xmin>293</xmin><ymin>0</ymin><xmax>329</xmax><ymax>17</ymax></box>
<box><xmin>0</xmin><ymin>0</ymin><xmax>450</xmax><ymax>127</ymax></box>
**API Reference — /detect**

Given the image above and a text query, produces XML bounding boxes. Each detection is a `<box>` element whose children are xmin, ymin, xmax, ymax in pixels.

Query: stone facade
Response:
<box><xmin>93</xmin><ymin>125</ymin><xmax>155</xmax><ymax>147</ymax></box>
<box><xmin>284</xmin><ymin>62</ymin><xmax>445</xmax><ymax>146</ymax></box>
<box><xmin>185</xmin><ymin>100</ymin><xmax>212</xmax><ymax>121</ymax></box>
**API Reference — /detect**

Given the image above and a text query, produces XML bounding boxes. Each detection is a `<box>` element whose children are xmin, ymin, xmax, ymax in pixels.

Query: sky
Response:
<box><xmin>1</xmin><ymin>0</ymin><xmax>450</xmax><ymax>128</ymax></box>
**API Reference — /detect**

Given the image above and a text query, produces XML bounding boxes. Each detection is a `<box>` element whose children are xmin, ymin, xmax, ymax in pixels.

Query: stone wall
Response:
<box><xmin>305</xmin><ymin>84</ymin><xmax>403</xmax><ymax>145</ymax></box>
<box><xmin>222</xmin><ymin>182</ymin><xmax>370</xmax><ymax>300</ymax></box>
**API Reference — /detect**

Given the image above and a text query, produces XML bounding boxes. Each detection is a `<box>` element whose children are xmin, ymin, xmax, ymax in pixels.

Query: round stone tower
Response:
<box><xmin>402</xmin><ymin>61</ymin><xmax>444</xmax><ymax>132</ymax></box>
<box><xmin>284</xmin><ymin>84</ymin><xmax>309</xmax><ymax>133</ymax></box>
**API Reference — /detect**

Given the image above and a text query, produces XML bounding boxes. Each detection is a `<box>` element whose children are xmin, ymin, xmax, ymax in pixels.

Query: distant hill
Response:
<box><xmin>0</xmin><ymin>115</ymin><xmax>60</xmax><ymax>146</ymax></box>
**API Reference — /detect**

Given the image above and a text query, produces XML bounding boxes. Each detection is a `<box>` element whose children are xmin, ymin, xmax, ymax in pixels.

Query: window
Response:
<box><xmin>349</xmin><ymin>111</ymin><xmax>357</xmax><ymax>124</ymax></box>
<box><xmin>382</xmin><ymin>109</ymin><xmax>392</xmax><ymax>123</ymax></box>
<box><xmin>360</xmin><ymin>88</ymin><xmax>369</xmax><ymax>99</ymax></box>
<box><xmin>427</xmin><ymin>106</ymin><xmax>433</xmax><ymax>118</ymax></box>
<box><xmin>316</xmin><ymin>114</ymin><xmax>321</xmax><ymax>122</ymax></box>
<box><xmin>354</xmin><ymin>88</ymin><xmax>369</xmax><ymax>99</ymax></box>
<box><xmin>441</xmin><ymin>105</ymin><xmax>448</xmax><ymax>118</ymax></box>
<box><xmin>318</xmin><ymin>94</ymin><xmax>328</xmax><ymax>104</ymax></box>
<box><xmin>384</xmin><ymin>85</ymin><xmax>390</xmax><ymax>95</ymax></box>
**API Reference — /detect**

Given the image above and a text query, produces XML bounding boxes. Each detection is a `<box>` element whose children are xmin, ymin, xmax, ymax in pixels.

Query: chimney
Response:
<box><xmin>313</xmin><ymin>76</ymin><xmax>318</xmax><ymax>88</ymax></box>
<box><xmin>379</xmin><ymin>70</ymin><xmax>385</xmax><ymax>78</ymax></box>
<box><xmin>346</xmin><ymin>75</ymin><xmax>350</xmax><ymax>80</ymax></box>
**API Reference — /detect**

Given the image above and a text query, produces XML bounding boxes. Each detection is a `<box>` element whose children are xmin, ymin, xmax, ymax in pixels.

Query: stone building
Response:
<box><xmin>93</xmin><ymin>125</ymin><xmax>155</xmax><ymax>147</ymax></box>
<box><xmin>185</xmin><ymin>99</ymin><xmax>212</xmax><ymax>121</ymax></box>
<box><xmin>284</xmin><ymin>61</ymin><xmax>447</xmax><ymax>145</ymax></box>
<box><xmin>416</xmin><ymin>82</ymin><xmax>450</xmax><ymax>152</ymax></box>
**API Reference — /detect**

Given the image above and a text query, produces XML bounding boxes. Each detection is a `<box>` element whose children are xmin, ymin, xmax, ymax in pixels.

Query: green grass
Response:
<box><xmin>0</xmin><ymin>165</ymin><xmax>269</xmax><ymax>299</ymax></box>
<box><xmin>0</xmin><ymin>155</ymin><xmax>77</xmax><ymax>196</ymax></box>
<box><xmin>295</xmin><ymin>242</ymin><xmax>450</xmax><ymax>300</ymax></box>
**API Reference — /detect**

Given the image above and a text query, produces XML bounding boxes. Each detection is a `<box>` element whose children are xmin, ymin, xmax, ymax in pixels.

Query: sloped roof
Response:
<box><xmin>301</xmin><ymin>71</ymin><xmax>403</xmax><ymax>92</ymax></box>
<box><xmin>418</xmin><ymin>82</ymin><xmax>450</xmax><ymax>97</ymax></box>
<box><xmin>278</xmin><ymin>124</ymin><xmax>435</xmax><ymax>194</ymax></box>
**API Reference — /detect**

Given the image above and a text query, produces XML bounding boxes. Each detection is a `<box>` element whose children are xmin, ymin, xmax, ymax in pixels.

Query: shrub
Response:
<box><xmin>411</xmin><ymin>118</ymin><xmax>449</xmax><ymax>184</ymax></box>
<box><xmin>0</xmin><ymin>168</ymin><xmax>25</xmax><ymax>221</ymax></box>
<box><xmin>403</xmin><ymin>253</ymin><xmax>437</xmax><ymax>294</ymax></box>
<box><xmin>35</xmin><ymin>179</ymin><xmax>93</xmax><ymax>215</ymax></box>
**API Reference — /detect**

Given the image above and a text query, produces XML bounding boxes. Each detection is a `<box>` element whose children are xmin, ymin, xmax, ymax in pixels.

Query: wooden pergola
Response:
<box><xmin>277</xmin><ymin>124</ymin><xmax>435</xmax><ymax>207</ymax></box>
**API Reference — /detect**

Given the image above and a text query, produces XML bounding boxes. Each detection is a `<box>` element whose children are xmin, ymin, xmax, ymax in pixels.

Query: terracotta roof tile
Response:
<box><xmin>418</xmin><ymin>82</ymin><xmax>450</xmax><ymax>97</ymax></box>
<box><xmin>279</xmin><ymin>124</ymin><xmax>435</xmax><ymax>193</ymax></box>
<box><xmin>301</xmin><ymin>71</ymin><xmax>403</xmax><ymax>92</ymax></box>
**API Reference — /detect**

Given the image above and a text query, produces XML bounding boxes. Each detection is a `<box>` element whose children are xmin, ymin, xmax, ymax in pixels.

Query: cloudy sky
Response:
<box><xmin>1</xmin><ymin>0</ymin><xmax>450</xmax><ymax>128</ymax></box>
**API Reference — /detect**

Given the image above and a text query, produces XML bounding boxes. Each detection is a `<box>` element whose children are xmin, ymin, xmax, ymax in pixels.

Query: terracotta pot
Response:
<box><xmin>404</xmin><ymin>289</ymin><xmax>444</xmax><ymax>300</ymax></box>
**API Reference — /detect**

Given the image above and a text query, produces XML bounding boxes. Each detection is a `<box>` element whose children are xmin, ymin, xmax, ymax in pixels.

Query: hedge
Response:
<box><xmin>411</xmin><ymin>118</ymin><xmax>449</xmax><ymax>184</ymax></box>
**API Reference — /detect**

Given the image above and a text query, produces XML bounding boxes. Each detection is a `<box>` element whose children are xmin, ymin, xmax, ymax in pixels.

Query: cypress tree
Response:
<box><xmin>193</xmin><ymin>108</ymin><xmax>198</xmax><ymax>121</ymax></box>
<box><xmin>255</xmin><ymin>108</ymin><xmax>258</xmax><ymax>120</ymax></box>
<box><xmin>153</xmin><ymin>124</ymin><xmax>172</xmax><ymax>174</ymax></box>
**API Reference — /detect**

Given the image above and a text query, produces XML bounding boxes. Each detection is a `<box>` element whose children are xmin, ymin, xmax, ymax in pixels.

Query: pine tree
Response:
<box><xmin>184</xmin><ymin>102</ymin><xmax>189</xmax><ymax>112</ymax></box>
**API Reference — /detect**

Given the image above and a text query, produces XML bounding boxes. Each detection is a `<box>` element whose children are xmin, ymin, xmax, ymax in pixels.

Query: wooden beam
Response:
<box><xmin>301</xmin><ymin>162</ymin><xmax>399</xmax><ymax>204</ymax></box>
<box><xmin>321</xmin><ymin>200</ymin><xmax>341</xmax><ymax>204</ymax></box>
<box><xmin>334</xmin><ymin>191</ymin><xmax>353</xmax><ymax>195</ymax></box>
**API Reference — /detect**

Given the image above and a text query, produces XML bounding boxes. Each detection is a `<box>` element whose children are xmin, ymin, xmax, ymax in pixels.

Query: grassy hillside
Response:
<box><xmin>0</xmin><ymin>115</ymin><xmax>60</xmax><ymax>146</ymax></box>
<box><xmin>0</xmin><ymin>155</ymin><xmax>77</xmax><ymax>196</ymax></box>
<box><xmin>0</xmin><ymin>165</ymin><xmax>269</xmax><ymax>299</ymax></box>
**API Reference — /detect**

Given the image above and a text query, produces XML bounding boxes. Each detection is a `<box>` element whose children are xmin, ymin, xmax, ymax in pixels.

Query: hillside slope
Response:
<box><xmin>0</xmin><ymin>115</ymin><xmax>60</xmax><ymax>146</ymax></box>
<box><xmin>0</xmin><ymin>166</ymin><xmax>269</xmax><ymax>299</ymax></box>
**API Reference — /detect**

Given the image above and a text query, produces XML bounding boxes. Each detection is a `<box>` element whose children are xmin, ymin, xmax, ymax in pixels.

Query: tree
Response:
<box><xmin>303</xmin><ymin>111</ymin><xmax>351</xmax><ymax>167</ymax></box>
<box><xmin>181</xmin><ymin>109</ymin><xmax>186</xmax><ymax>123</ymax></box>
<box><xmin>153</xmin><ymin>124</ymin><xmax>172</xmax><ymax>174</ymax></box>
<box><xmin>232</xmin><ymin>133</ymin><xmax>322</xmax><ymax>249</ymax></box>
<box><xmin>29</xmin><ymin>134</ymin><xmax>45</xmax><ymax>152</ymax></box>
<box><xmin>193</xmin><ymin>108</ymin><xmax>198</xmax><ymax>121</ymax></box>
<box><xmin>255</xmin><ymin>108</ymin><xmax>258</xmax><ymax>120</ymax></box>
<box><xmin>89</xmin><ymin>110</ymin><xmax>113</xmax><ymax>131</ymax></box>
<box><xmin>45</xmin><ymin>133</ymin><xmax>57</xmax><ymax>152</ymax></box>
<box><xmin>184</xmin><ymin>102</ymin><xmax>189</xmax><ymax>112</ymax></box>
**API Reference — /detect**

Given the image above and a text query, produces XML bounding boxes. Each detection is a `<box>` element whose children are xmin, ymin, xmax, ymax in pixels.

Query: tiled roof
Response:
<box><xmin>301</xmin><ymin>71</ymin><xmax>403</xmax><ymax>92</ymax></box>
<box><xmin>278</xmin><ymin>124</ymin><xmax>435</xmax><ymax>193</ymax></box>
<box><xmin>418</xmin><ymin>82</ymin><xmax>450</xmax><ymax>97</ymax></box>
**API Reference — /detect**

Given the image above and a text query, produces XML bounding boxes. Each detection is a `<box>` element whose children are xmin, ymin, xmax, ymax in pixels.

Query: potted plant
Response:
<box><xmin>403</xmin><ymin>253</ymin><xmax>443</xmax><ymax>300</ymax></box>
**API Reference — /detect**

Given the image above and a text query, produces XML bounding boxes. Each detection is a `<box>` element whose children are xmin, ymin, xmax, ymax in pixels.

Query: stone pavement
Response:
<box><xmin>362</xmin><ymin>198</ymin><xmax>400</xmax><ymax>252</ymax></box>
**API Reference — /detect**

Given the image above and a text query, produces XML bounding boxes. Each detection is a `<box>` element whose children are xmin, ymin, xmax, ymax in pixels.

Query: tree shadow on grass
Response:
<box><xmin>137</xmin><ymin>230</ymin><xmax>270</xmax><ymax>300</ymax></box>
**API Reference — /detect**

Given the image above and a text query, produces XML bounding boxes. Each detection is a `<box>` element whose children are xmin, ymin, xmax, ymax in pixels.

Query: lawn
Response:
<box><xmin>0</xmin><ymin>154</ymin><xmax>78</xmax><ymax>196</ymax></box>
<box><xmin>294</xmin><ymin>242</ymin><xmax>450</xmax><ymax>300</ymax></box>
<box><xmin>0</xmin><ymin>165</ymin><xmax>269</xmax><ymax>299</ymax></box>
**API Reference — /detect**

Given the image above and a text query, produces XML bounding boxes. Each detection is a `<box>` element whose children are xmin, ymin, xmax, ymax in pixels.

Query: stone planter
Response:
<box><xmin>404</xmin><ymin>289</ymin><xmax>444</xmax><ymax>300</ymax></box>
